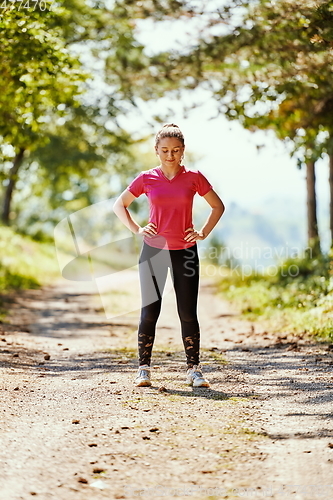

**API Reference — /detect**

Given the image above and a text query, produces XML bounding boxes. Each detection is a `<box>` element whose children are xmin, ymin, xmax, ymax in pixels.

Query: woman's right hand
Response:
<box><xmin>137</xmin><ymin>223</ymin><xmax>157</xmax><ymax>238</ymax></box>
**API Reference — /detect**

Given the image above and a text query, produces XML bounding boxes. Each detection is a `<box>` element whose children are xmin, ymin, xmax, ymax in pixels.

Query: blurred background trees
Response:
<box><xmin>2</xmin><ymin>0</ymin><xmax>333</xmax><ymax>338</ymax></box>
<box><xmin>0</xmin><ymin>0</ymin><xmax>188</xmax><ymax>234</ymax></box>
<box><xmin>138</xmin><ymin>0</ymin><xmax>333</xmax><ymax>254</ymax></box>
<box><xmin>2</xmin><ymin>0</ymin><xmax>333</xmax><ymax>251</ymax></box>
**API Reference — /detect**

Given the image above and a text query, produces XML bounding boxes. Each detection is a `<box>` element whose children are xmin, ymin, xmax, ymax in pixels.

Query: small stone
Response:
<box><xmin>158</xmin><ymin>386</ymin><xmax>167</xmax><ymax>392</ymax></box>
<box><xmin>149</xmin><ymin>427</ymin><xmax>159</xmax><ymax>432</ymax></box>
<box><xmin>93</xmin><ymin>467</ymin><xmax>105</xmax><ymax>474</ymax></box>
<box><xmin>88</xmin><ymin>443</ymin><xmax>98</xmax><ymax>447</ymax></box>
<box><xmin>44</xmin><ymin>354</ymin><xmax>50</xmax><ymax>360</ymax></box>
<box><xmin>14</xmin><ymin>387</ymin><xmax>19</xmax><ymax>391</ymax></box>
<box><xmin>72</xmin><ymin>419</ymin><xmax>80</xmax><ymax>424</ymax></box>
<box><xmin>77</xmin><ymin>477</ymin><xmax>88</xmax><ymax>483</ymax></box>
<box><xmin>13</xmin><ymin>353</ymin><xmax>19</xmax><ymax>358</ymax></box>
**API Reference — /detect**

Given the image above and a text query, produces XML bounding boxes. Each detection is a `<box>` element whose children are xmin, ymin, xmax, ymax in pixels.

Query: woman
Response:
<box><xmin>113</xmin><ymin>124</ymin><xmax>225</xmax><ymax>387</ymax></box>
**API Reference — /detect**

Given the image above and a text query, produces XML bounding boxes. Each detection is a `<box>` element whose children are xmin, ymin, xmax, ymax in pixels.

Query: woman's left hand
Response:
<box><xmin>184</xmin><ymin>227</ymin><xmax>205</xmax><ymax>242</ymax></box>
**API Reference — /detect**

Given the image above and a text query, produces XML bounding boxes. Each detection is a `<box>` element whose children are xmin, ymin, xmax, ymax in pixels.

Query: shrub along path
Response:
<box><xmin>1</xmin><ymin>272</ymin><xmax>333</xmax><ymax>500</ymax></box>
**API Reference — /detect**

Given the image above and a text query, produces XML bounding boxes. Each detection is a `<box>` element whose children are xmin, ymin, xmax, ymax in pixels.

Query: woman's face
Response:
<box><xmin>155</xmin><ymin>137</ymin><xmax>185</xmax><ymax>168</ymax></box>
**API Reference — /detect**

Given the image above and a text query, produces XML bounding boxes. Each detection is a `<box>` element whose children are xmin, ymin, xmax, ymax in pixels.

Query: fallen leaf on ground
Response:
<box><xmin>93</xmin><ymin>467</ymin><xmax>105</xmax><ymax>473</ymax></box>
<box><xmin>77</xmin><ymin>477</ymin><xmax>88</xmax><ymax>483</ymax></box>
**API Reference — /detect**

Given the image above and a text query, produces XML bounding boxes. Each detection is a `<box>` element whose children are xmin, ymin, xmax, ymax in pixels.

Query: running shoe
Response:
<box><xmin>134</xmin><ymin>365</ymin><xmax>152</xmax><ymax>387</ymax></box>
<box><xmin>186</xmin><ymin>364</ymin><xmax>210</xmax><ymax>388</ymax></box>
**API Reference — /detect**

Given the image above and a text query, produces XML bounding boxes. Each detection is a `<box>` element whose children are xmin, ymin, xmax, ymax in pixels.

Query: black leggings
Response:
<box><xmin>137</xmin><ymin>242</ymin><xmax>200</xmax><ymax>368</ymax></box>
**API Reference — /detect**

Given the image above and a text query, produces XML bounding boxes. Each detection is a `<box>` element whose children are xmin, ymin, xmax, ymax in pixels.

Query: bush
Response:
<box><xmin>217</xmin><ymin>252</ymin><xmax>333</xmax><ymax>340</ymax></box>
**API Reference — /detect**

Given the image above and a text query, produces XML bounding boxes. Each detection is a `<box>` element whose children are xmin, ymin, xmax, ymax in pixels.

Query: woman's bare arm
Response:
<box><xmin>184</xmin><ymin>189</ymin><xmax>225</xmax><ymax>242</ymax></box>
<box><xmin>113</xmin><ymin>190</ymin><xmax>157</xmax><ymax>237</ymax></box>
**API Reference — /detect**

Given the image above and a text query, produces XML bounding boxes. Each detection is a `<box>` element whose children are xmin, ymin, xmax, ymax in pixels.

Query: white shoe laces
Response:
<box><xmin>188</xmin><ymin>365</ymin><xmax>204</xmax><ymax>378</ymax></box>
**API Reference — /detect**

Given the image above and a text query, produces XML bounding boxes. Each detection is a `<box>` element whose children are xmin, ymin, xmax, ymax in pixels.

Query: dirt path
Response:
<box><xmin>1</xmin><ymin>272</ymin><xmax>333</xmax><ymax>500</ymax></box>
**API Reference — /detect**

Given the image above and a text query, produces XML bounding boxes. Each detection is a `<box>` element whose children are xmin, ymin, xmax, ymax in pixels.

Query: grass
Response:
<box><xmin>0</xmin><ymin>225</ymin><xmax>63</xmax><ymax>319</ymax></box>
<box><xmin>201</xmin><ymin>347</ymin><xmax>228</xmax><ymax>363</ymax></box>
<box><xmin>0</xmin><ymin>225</ymin><xmax>61</xmax><ymax>292</ymax></box>
<box><xmin>214</xmin><ymin>251</ymin><xmax>333</xmax><ymax>341</ymax></box>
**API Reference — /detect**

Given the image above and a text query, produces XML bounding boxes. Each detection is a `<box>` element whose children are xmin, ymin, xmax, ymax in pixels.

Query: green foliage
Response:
<box><xmin>218</xmin><ymin>251</ymin><xmax>333</xmax><ymax>340</ymax></box>
<box><xmin>0</xmin><ymin>2</ymin><xmax>86</xmax><ymax>150</ymax></box>
<box><xmin>148</xmin><ymin>0</ymin><xmax>333</xmax><ymax>159</ymax></box>
<box><xmin>0</xmin><ymin>0</ymin><xmax>193</xmax><ymax>228</ymax></box>
<box><xmin>0</xmin><ymin>225</ymin><xmax>60</xmax><ymax>291</ymax></box>
<box><xmin>204</xmin><ymin>233</ymin><xmax>239</xmax><ymax>269</ymax></box>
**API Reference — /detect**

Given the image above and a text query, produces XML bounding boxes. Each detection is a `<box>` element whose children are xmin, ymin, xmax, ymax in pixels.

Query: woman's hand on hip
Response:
<box><xmin>137</xmin><ymin>223</ymin><xmax>157</xmax><ymax>238</ymax></box>
<box><xmin>184</xmin><ymin>227</ymin><xmax>205</xmax><ymax>242</ymax></box>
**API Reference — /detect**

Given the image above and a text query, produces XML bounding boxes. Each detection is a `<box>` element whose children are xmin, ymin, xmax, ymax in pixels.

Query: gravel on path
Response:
<box><xmin>1</xmin><ymin>274</ymin><xmax>333</xmax><ymax>500</ymax></box>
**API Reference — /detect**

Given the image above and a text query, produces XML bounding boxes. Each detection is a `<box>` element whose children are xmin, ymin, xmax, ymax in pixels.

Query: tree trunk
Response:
<box><xmin>329</xmin><ymin>151</ymin><xmax>333</xmax><ymax>249</ymax></box>
<box><xmin>2</xmin><ymin>147</ymin><xmax>25</xmax><ymax>225</ymax></box>
<box><xmin>306</xmin><ymin>159</ymin><xmax>321</xmax><ymax>257</ymax></box>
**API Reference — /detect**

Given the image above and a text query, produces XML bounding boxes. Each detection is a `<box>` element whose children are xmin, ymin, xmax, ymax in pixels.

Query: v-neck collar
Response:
<box><xmin>157</xmin><ymin>165</ymin><xmax>185</xmax><ymax>182</ymax></box>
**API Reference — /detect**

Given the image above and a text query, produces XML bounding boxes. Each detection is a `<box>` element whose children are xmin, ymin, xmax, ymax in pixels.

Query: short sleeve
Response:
<box><xmin>127</xmin><ymin>171</ymin><xmax>145</xmax><ymax>198</ymax></box>
<box><xmin>196</xmin><ymin>170</ymin><xmax>213</xmax><ymax>196</ymax></box>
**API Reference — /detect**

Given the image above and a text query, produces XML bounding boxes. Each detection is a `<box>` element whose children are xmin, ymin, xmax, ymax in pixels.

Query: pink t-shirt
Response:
<box><xmin>127</xmin><ymin>166</ymin><xmax>213</xmax><ymax>250</ymax></box>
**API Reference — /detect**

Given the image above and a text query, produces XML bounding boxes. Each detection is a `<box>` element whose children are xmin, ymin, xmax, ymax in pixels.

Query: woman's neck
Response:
<box><xmin>159</xmin><ymin>163</ymin><xmax>183</xmax><ymax>179</ymax></box>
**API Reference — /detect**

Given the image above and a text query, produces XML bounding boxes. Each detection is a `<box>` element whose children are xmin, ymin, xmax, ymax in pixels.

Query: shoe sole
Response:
<box><xmin>187</xmin><ymin>378</ymin><xmax>210</xmax><ymax>388</ymax></box>
<box><xmin>193</xmin><ymin>381</ymin><xmax>210</xmax><ymax>388</ymax></box>
<box><xmin>134</xmin><ymin>380</ymin><xmax>152</xmax><ymax>387</ymax></box>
